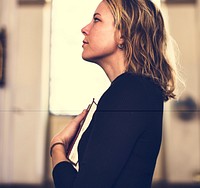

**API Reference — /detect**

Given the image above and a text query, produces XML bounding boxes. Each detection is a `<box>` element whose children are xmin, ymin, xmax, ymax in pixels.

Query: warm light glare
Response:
<box><xmin>50</xmin><ymin>0</ymin><xmax>110</xmax><ymax>115</ymax></box>
<box><xmin>152</xmin><ymin>0</ymin><xmax>161</xmax><ymax>8</ymax></box>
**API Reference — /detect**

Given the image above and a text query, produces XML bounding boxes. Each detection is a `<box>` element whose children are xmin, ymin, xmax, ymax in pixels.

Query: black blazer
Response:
<box><xmin>53</xmin><ymin>72</ymin><xmax>164</xmax><ymax>188</ymax></box>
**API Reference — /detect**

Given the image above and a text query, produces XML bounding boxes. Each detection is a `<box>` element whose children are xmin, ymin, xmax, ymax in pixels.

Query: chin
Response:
<box><xmin>82</xmin><ymin>55</ymin><xmax>98</xmax><ymax>64</ymax></box>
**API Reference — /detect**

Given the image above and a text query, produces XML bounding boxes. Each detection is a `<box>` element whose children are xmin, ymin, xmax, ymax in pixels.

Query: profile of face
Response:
<box><xmin>81</xmin><ymin>0</ymin><xmax>122</xmax><ymax>65</ymax></box>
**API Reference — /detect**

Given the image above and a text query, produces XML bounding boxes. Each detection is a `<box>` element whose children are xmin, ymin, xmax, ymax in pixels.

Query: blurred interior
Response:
<box><xmin>0</xmin><ymin>0</ymin><xmax>200</xmax><ymax>187</ymax></box>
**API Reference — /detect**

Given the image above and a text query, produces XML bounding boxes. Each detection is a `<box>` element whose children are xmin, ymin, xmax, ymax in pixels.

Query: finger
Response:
<box><xmin>73</xmin><ymin>109</ymin><xmax>87</xmax><ymax>124</ymax></box>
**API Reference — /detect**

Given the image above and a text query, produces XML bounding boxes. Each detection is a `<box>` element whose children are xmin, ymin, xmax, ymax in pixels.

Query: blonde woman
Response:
<box><xmin>50</xmin><ymin>0</ymin><xmax>177</xmax><ymax>187</ymax></box>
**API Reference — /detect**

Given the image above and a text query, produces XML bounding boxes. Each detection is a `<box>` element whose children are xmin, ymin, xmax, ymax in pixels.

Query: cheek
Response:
<box><xmin>91</xmin><ymin>33</ymin><xmax>117</xmax><ymax>51</ymax></box>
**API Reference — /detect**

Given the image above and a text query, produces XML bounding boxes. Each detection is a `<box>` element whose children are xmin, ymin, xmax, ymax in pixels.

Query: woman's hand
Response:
<box><xmin>50</xmin><ymin>109</ymin><xmax>88</xmax><ymax>167</ymax></box>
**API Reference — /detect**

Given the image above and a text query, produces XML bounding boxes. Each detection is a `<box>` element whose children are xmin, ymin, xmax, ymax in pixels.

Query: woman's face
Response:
<box><xmin>81</xmin><ymin>1</ymin><xmax>119</xmax><ymax>64</ymax></box>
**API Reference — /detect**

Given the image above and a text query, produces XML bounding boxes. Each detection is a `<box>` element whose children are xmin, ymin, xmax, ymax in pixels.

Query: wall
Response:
<box><xmin>0</xmin><ymin>0</ymin><xmax>50</xmax><ymax>184</ymax></box>
<box><xmin>0</xmin><ymin>0</ymin><xmax>200</xmax><ymax>185</ymax></box>
<box><xmin>163</xmin><ymin>2</ymin><xmax>200</xmax><ymax>184</ymax></box>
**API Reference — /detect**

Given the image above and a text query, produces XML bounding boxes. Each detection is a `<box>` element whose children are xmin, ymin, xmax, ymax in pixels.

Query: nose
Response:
<box><xmin>81</xmin><ymin>23</ymin><xmax>90</xmax><ymax>36</ymax></box>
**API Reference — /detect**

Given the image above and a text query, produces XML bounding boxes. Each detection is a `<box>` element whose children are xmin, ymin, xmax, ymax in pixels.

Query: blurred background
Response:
<box><xmin>0</xmin><ymin>0</ymin><xmax>199</xmax><ymax>187</ymax></box>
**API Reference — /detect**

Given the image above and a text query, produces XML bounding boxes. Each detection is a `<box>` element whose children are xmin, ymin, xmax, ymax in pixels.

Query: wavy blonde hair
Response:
<box><xmin>105</xmin><ymin>0</ymin><xmax>177</xmax><ymax>101</ymax></box>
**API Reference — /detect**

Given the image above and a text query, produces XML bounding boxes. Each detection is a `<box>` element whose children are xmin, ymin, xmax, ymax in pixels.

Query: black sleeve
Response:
<box><xmin>53</xmin><ymin>162</ymin><xmax>77</xmax><ymax>187</ymax></box>
<box><xmin>53</xmin><ymin>80</ymin><xmax>162</xmax><ymax>188</ymax></box>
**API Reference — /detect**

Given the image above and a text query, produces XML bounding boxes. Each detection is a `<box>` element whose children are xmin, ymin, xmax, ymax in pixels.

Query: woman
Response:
<box><xmin>50</xmin><ymin>0</ymin><xmax>177</xmax><ymax>187</ymax></box>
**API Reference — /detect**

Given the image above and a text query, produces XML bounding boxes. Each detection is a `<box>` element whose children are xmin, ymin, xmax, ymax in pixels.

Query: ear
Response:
<box><xmin>115</xmin><ymin>29</ymin><xmax>124</xmax><ymax>45</ymax></box>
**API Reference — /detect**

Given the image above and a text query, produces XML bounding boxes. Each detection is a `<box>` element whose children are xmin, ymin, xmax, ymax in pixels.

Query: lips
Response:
<box><xmin>83</xmin><ymin>40</ymin><xmax>89</xmax><ymax>44</ymax></box>
<box><xmin>82</xmin><ymin>40</ymin><xmax>89</xmax><ymax>48</ymax></box>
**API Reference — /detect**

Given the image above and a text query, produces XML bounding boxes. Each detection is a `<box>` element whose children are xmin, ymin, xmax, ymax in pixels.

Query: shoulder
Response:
<box><xmin>113</xmin><ymin>72</ymin><xmax>160</xmax><ymax>92</ymax></box>
<box><xmin>98</xmin><ymin>73</ymin><xmax>163</xmax><ymax>110</ymax></box>
<box><xmin>110</xmin><ymin>72</ymin><xmax>163</xmax><ymax>101</ymax></box>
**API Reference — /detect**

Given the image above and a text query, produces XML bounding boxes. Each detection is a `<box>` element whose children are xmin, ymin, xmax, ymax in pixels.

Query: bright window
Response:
<box><xmin>50</xmin><ymin>0</ymin><xmax>110</xmax><ymax>115</ymax></box>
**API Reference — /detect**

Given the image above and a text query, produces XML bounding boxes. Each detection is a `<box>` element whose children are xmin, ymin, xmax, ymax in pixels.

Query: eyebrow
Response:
<box><xmin>93</xmin><ymin>13</ymin><xmax>101</xmax><ymax>17</ymax></box>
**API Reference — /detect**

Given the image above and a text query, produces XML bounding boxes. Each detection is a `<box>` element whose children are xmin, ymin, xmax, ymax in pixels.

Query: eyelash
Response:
<box><xmin>93</xmin><ymin>17</ymin><xmax>100</xmax><ymax>23</ymax></box>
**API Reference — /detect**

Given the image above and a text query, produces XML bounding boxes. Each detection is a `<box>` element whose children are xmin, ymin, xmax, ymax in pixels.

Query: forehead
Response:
<box><xmin>94</xmin><ymin>1</ymin><xmax>112</xmax><ymax>17</ymax></box>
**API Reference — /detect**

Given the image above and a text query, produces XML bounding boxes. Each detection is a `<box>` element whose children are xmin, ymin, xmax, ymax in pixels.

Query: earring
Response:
<box><xmin>118</xmin><ymin>44</ymin><xmax>124</xmax><ymax>50</ymax></box>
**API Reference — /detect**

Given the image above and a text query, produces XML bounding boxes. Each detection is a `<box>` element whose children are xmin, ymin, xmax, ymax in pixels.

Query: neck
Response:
<box><xmin>103</xmin><ymin>64</ymin><xmax>126</xmax><ymax>82</ymax></box>
<box><xmin>98</xmin><ymin>56</ymin><xmax>127</xmax><ymax>82</ymax></box>
<box><xmin>93</xmin><ymin>49</ymin><xmax>127</xmax><ymax>82</ymax></box>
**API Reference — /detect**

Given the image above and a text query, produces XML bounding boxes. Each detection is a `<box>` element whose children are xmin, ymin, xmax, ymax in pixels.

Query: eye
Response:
<box><xmin>93</xmin><ymin>17</ymin><xmax>100</xmax><ymax>23</ymax></box>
